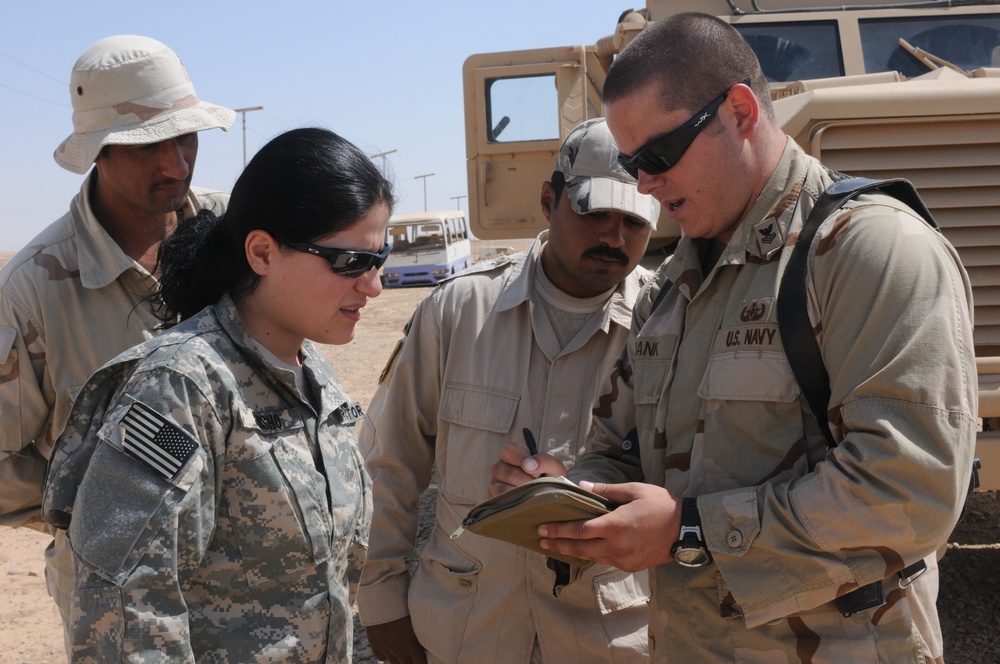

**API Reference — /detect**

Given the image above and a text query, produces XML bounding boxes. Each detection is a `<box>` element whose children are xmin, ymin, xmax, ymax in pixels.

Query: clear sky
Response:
<box><xmin>0</xmin><ymin>1</ymin><xmax>626</xmax><ymax>252</ymax></box>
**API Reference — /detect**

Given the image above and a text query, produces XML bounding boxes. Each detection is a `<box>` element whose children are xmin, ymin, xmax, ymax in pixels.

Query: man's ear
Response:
<box><xmin>540</xmin><ymin>181</ymin><xmax>556</xmax><ymax>224</ymax></box>
<box><xmin>727</xmin><ymin>82</ymin><xmax>760</xmax><ymax>139</ymax></box>
<box><xmin>245</xmin><ymin>229</ymin><xmax>279</xmax><ymax>276</ymax></box>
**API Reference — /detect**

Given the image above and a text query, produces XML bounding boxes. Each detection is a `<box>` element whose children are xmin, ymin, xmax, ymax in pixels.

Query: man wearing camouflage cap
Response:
<box><xmin>0</xmin><ymin>34</ymin><xmax>234</xmax><ymax>627</ymax></box>
<box><xmin>358</xmin><ymin>118</ymin><xmax>658</xmax><ymax>663</ymax></box>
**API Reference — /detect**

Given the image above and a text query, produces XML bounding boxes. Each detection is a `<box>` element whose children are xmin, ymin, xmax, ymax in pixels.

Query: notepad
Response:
<box><xmin>450</xmin><ymin>477</ymin><xmax>615</xmax><ymax>566</ymax></box>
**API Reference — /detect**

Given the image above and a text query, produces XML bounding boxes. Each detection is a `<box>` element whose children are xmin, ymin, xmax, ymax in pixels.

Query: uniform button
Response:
<box><xmin>621</xmin><ymin>439</ymin><xmax>633</xmax><ymax>451</ymax></box>
<box><xmin>726</xmin><ymin>530</ymin><xmax>744</xmax><ymax>548</ymax></box>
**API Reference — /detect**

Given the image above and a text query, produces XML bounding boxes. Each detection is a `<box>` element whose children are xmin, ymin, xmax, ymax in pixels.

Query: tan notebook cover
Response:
<box><xmin>450</xmin><ymin>477</ymin><xmax>615</xmax><ymax>566</ymax></box>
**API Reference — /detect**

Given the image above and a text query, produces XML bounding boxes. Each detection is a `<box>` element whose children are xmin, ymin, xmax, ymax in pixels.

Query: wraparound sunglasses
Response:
<box><xmin>283</xmin><ymin>241</ymin><xmax>393</xmax><ymax>278</ymax></box>
<box><xmin>617</xmin><ymin>79</ymin><xmax>751</xmax><ymax>178</ymax></box>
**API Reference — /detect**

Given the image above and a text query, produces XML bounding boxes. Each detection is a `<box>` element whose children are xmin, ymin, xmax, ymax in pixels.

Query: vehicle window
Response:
<box><xmin>485</xmin><ymin>74</ymin><xmax>559</xmax><ymax>143</ymax></box>
<box><xmin>860</xmin><ymin>15</ymin><xmax>1000</xmax><ymax>76</ymax></box>
<box><xmin>734</xmin><ymin>21</ymin><xmax>844</xmax><ymax>82</ymax></box>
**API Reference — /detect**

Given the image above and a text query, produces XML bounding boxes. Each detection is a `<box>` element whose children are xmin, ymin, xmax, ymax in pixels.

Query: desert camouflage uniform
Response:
<box><xmin>0</xmin><ymin>171</ymin><xmax>227</xmax><ymax>623</ymax></box>
<box><xmin>42</xmin><ymin>294</ymin><xmax>372</xmax><ymax>663</ymax></box>
<box><xmin>572</xmin><ymin>140</ymin><xmax>977</xmax><ymax>662</ymax></box>
<box><xmin>358</xmin><ymin>234</ymin><xmax>651</xmax><ymax>663</ymax></box>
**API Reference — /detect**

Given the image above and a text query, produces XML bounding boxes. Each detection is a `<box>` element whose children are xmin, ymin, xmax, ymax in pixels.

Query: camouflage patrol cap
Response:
<box><xmin>54</xmin><ymin>35</ymin><xmax>236</xmax><ymax>174</ymax></box>
<box><xmin>556</xmin><ymin>118</ymin><xmax>660</xmax><ymax>229</ymax></box>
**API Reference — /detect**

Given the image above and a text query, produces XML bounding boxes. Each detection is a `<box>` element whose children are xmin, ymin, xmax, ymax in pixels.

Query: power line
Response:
<box><xmin>0</xmin><ymin>50</ymin><xmax>66</xmax><ymax>85</ymax></box>
<box><xmin>0</xmin><ymin>82</ymin><xmax>68</xmax><ymax>107</ymax></box>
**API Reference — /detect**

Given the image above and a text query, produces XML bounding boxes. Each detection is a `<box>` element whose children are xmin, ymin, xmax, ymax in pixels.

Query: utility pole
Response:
<box><xmin>233</xmin><ymin>106</ymin><xmax>264</xmax><ymax>167</ymax></box>
<box><xmin>450</xmin><ymin>195</ymin><xmax>467</xmax><ymax>210</ymax></box>
<box><xmin>368</xmin><ymin>149</ymin><xmax>397</xmax><ymax>175</ymax></box>
<box><xmin>414</xmin><ymin>173</ymin><xmax>435</xmax><ymax>212</ymax></box>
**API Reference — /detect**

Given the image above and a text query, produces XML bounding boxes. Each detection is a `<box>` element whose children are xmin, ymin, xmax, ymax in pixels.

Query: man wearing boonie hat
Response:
<box><xmin>358</xmin><ymin>118</ymin><xmax>658</xmax><ymax>663</ymax></box>
<box><xmin>0</xmin><ymin>34</ymin><xmax>234</xmax><ymax>632</ymax></box>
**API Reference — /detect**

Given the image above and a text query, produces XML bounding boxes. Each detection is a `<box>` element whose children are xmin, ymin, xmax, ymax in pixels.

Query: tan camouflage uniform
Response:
<box><xmin>42</xmin><ymin>293</ymin><xmax>372</xmax><ymax>662</ymax></box>
<box><xmin>0</xmin><ymin>172</ymin><xmax>227</xmax><ymax>622</ymax></box>
<box><xmin>572</xmin><ymin>140</ymin><xmax>977</xmax><ymax>662</ymax></box>
<box><xmin>358</xmin><ymin>235</ymin><xmax>652</xmax><ymax>663</ymax></box>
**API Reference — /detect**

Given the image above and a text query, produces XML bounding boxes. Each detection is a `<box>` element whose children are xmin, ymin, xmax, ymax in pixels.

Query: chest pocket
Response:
<box><xmin>224</xmin><ymin>406</ymin><xmax>332</xmax><ymax>587</ymax></box>
<box><xmin>697</xmin><ymin>326</ymin><xmax>811</xmax><ymax>489</ymax></box>
<box><xmin>632</xmin><ymin>334</ymin><xmax>678</xmax><ymax>405</ymax></box>
<box><xmin>699</xmin><ymin>325</ymin><xmax>800</xmax><ymax>403</ymax></box>
<box><xmin>439</xmin><ymin>382</ymin><xmax>519</xmax><ymax>505</ymax></box>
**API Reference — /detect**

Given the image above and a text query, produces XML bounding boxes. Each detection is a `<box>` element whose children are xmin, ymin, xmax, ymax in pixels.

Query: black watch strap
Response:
<box><xmin>671</xmin><ymin>497</ymin><xmax>713</xmax><ymax>567</ymax></box>
<box><xmin>680</xmin><ymin>497</ymin><xmax>703</xmax><ymax>538</ymax></box>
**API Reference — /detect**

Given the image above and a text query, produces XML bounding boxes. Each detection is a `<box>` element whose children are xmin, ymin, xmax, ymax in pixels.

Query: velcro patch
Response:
<box><xmin>121</xmin><ymin>401</ymin><xmax>199</xmax><ymax>480</ymax></box>
<box><xmin>338</xmin><ymin>401</ymin><xmax>364</xmax><ymax>424</ymax></box>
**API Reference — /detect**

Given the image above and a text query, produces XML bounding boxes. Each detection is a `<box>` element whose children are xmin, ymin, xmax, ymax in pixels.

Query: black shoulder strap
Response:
<box><xmin>777</xmin><ymin>176</ymin><xmax>937</xmax><ymax>449</ymax></box>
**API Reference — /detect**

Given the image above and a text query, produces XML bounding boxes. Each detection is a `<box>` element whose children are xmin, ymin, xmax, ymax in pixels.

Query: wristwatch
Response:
<box><xmin>670</xmin><ymin>497</ymin><xmax>713</xmax><ymax>567</ymax></box>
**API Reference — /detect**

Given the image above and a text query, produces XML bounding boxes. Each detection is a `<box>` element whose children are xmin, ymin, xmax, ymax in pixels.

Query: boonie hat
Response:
<box><xmin>54</xmin><ymin>35</ymin><xmax>236</xmax><ymax>174</ymax></box>
<box><xmin>556</xmin><ymin>118</ymin><xmax>660</xmax><ymax>230</ymax></box>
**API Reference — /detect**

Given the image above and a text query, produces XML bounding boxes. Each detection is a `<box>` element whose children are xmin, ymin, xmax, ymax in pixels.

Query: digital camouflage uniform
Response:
<box><xmin>572</xmin><ymin>140</ymin><xmax>977</xmax><ymax>662</ymax></box>
<box><xmin>358</xmin><ymin>235</ymin><xmax>652</xmax><ymax>663</ymax></box>
<box><xmin>42</xmin><ymin>294</ymin><xmax>372</xmax><ymax>663</ymax></box>
<box><xmin>0</xmin><ymin>172</ymin><xmax>227</xmax><ymax>622</ymax></box>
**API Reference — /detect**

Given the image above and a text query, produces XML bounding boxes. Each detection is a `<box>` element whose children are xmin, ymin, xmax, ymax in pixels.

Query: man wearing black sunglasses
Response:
<box><xmin>358</xmin><ymin>118</ymin><xmax>659</xmax><ymax>664</ymax></box>
<box><xmin>490</xmin><ymin>11</ymin><xmax>975</xmax><ymax>664</ymax></box>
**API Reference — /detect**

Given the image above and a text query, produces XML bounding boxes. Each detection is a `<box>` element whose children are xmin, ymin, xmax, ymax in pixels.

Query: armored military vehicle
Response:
<box><xmin>462</xmin><ymin>0</ymin><xmax>1000</xmax><ymax>488</ymax></box>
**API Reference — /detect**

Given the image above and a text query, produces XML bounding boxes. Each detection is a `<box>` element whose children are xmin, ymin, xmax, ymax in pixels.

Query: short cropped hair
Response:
<box><xmin>603</xmin><ymin>12</ymin><xmax>775</xmax><ymax>120</ymax></box>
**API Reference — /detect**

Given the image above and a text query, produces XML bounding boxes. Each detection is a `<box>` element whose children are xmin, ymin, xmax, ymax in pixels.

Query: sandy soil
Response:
<box><xmin>1</xmin><ymin>249</ymin><xmax>997</xmax><ymax>662</ymax></box>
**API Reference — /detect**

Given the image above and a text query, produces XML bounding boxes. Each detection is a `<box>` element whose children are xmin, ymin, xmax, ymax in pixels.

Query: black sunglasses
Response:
<box><xmin>283</xmin><ymin>240</ymin><xmax>393</xmax><ymax>278</ymax></box>
<box><xmin>617</xmin><ymin>79</ymin><xmax>751</xmax><ymax>178</ymax></box>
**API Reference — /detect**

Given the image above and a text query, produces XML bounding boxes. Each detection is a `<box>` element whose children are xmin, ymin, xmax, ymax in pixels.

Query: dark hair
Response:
<box><xmin>603</xmin><ymin>12</ymin><xmax>774</xmax><ymax>120</ymax></box>
<box><xmin>153</xmin><ymin>127</ymin><xmax>395</xmax><ymax>321</ymax></box>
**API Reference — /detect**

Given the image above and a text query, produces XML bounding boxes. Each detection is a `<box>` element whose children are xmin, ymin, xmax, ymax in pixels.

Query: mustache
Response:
<box><xmin>583</xmin><ymin>246</ymin><xmax>629</xmax><ymax>264</ymax></box>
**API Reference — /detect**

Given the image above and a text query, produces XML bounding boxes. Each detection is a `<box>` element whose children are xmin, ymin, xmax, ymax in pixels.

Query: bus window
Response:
<box><xmin>382</xmin><ymin>211</ymin><xmax>473</xmax><ymax>287</ymax></box>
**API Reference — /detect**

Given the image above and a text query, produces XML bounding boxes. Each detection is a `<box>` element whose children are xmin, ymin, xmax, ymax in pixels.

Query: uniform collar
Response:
<box><xmin>212</xmin><ymin>294</ymin><xmax>351</xmax><ymax>412</ymax></box>
<box><xmin>495</xmin><ymin>229</ymin><xmax>645</xmax><ymax>330</ymax></box>
<box><xmin>665</xmin><ymin>138</ymin><xmax>812</xmax><ymax>298</ymax></box>
<box><xmin>729</xmin><ymin>137</ymin><xmax>811</xmax><ymax>263</ymax></box>
<box><xmin>71</xmin><ymin>170</ymin><xmax>204</xmax><ymax>289</ymax></box>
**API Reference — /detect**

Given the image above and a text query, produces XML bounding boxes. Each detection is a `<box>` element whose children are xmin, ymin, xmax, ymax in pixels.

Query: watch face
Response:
<box><xmin>672</xmin><ymin>542</ymin><xmax>712</xmax><ymax>567</ymax></box>
<box><xmin>674</xmin><ymin>546</ymin><xmax>712</xmax><ymax>567</ymax></box>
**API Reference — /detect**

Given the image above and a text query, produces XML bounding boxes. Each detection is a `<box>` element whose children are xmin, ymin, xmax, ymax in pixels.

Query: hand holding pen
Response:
<box><xmin>522</xmin><ymin>427</ymin><xmax>546</xmax><ymax>477</ymax></box>
<box><xmin>490</xmin><ymin>429</ymin><xmax>569</xmax><ymax>496</ymax></box>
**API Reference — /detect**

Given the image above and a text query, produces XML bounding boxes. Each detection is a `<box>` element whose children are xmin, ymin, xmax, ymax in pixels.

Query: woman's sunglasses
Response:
<box><xmin>283</xmin><ymin>241</ymin><xmax>393</xmax><ymax>278</ymax></box>
<box><xmin>616</xmin><ymin>79</ymin><xmax>750</xmax><ymax>178</ymax></box>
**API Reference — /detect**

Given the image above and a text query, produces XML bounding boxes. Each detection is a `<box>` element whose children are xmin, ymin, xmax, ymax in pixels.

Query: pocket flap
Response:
<box><xmin>440</xmin><ymin>383</ymin><xmax>519</xmax><ymax>432</ymax></box>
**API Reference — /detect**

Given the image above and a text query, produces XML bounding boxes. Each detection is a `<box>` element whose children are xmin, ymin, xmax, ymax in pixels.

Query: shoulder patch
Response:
<box><xmin>120</xmin><ymin>401</ymin><xmax>199</xmax><ymax>480</ymax></box>
<box><xmin>378</xmin><ymin>313</ymin><xmax>414</xmax><ymax>386</ymax></box>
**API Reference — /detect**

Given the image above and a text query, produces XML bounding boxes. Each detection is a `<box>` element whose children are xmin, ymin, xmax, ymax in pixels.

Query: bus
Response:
<box><xmin>381</xmin><ymin>211</ymin><xmax>472</xmax><ymax>287</ymax></box>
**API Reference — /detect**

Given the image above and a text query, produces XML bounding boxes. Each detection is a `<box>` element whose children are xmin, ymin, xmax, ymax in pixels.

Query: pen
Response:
<box><xmin>522</xmin><ymin>427</ymin><xmax>538</xmax><ymax>456</ymax></box>
<box><xmin>522</xmin><ymin>427</ymin><xmax>546</xmax><ymax>477</ymax></box>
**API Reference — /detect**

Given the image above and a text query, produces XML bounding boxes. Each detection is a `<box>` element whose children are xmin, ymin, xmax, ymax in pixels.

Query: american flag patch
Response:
<box><xmin>121</xmin><ymin>401</ymin><xmax>199</xmax><ymax>480</ymax></box>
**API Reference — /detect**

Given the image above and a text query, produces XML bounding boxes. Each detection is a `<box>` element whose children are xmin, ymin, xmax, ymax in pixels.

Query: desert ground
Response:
<box><xmin>1</xmin><ymin>248</ymin><xmax>998</xmax><ymax>662</ymax></box>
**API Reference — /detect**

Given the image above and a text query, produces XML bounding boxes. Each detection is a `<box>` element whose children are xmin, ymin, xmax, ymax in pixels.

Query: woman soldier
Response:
<box><xmin>43</xmin><ymin>127</ymin><xmax>394</xmax><ymax>662</ymax></box>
